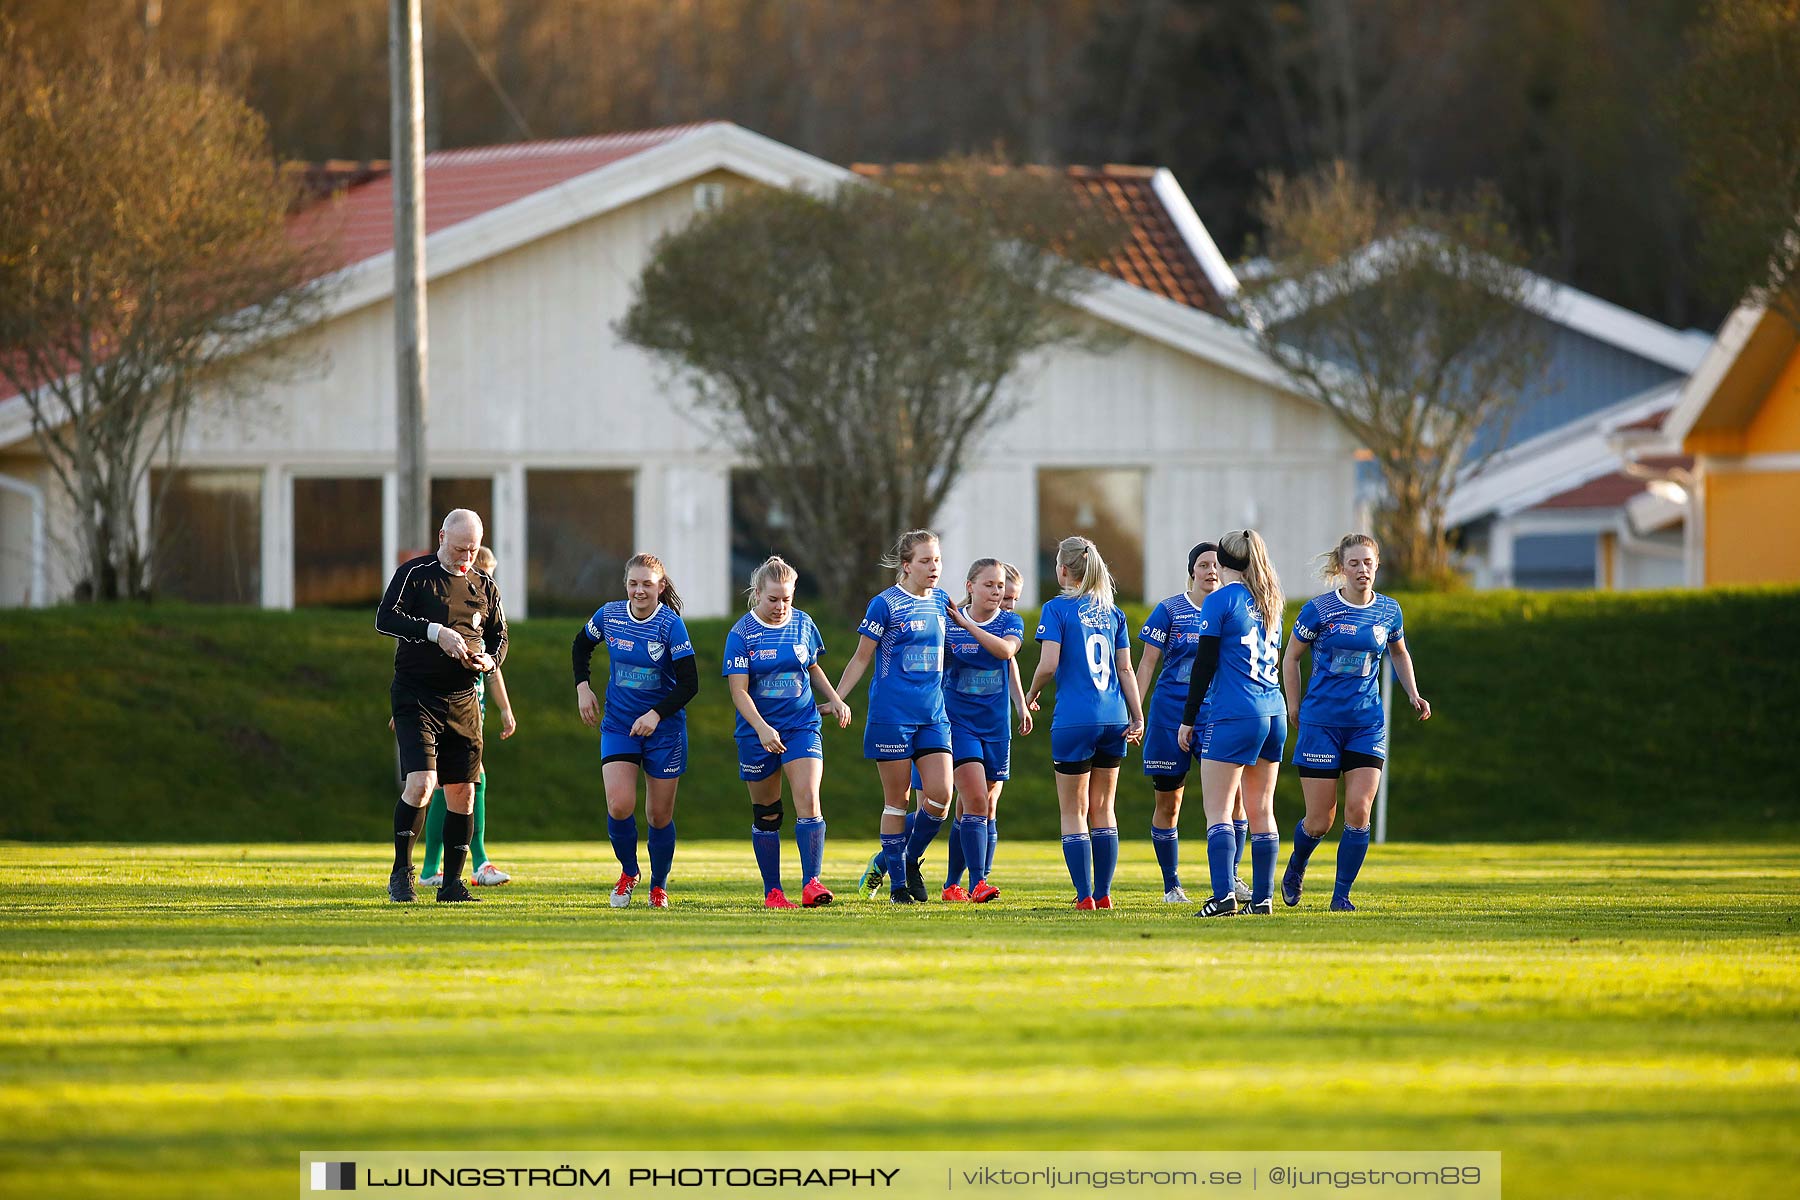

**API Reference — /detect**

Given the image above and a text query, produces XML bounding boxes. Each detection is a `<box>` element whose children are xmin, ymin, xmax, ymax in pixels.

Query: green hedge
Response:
<box><xmin>5</xmin><ymin>587</ymin><xmax>1795</xmax><ymax>842</ymax></box>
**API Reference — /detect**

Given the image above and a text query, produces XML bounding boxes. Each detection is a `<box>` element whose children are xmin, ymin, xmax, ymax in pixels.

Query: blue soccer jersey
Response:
<box><xmin>1139</xmin><ymin>592</ymin><xmax>1208</xmax><ymax>730</ymax></box>
<box><xmin>1035</xmin><ymin>594</ymin><xmax>1130</xmax><ymax>728</ymax></box>
<box><xmin>857</xmin><ymin>585</ymin><xmax>951</xmax><ymax>726</ymax></box>
<box><xmin>1195</xmin><ymin>581</ymin><xmax>1284</xmax><ymax>720</ymax></box>
<box><xmin>722</xmin><ymin>609</ymin><xmax>826</xmax><ymax>737</ymax></box>
<box><xmin>1292</xmin><ymin>590</ymin><xmax>1404</xmax><ymax>727</ymax></box>
<box><xmin>943</xmin><ymin>608</ymin><xmax>1025</xmax><ymax>739</ymax></box>
<box><xmin>584</xmin><ymin>601</ymin><xmax>696</xmax><ymax>734</ymax></box>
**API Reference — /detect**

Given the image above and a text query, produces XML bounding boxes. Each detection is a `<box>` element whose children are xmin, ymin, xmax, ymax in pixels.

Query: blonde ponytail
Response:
<box><xmin>1217</xmin><ymin>529</ymin><xmax>1283</xmax><ymax>631</ymax></box>
<box><xmin>1055</xmin><ymin>535</ymin><xmax>1116</xmax><ymax>612</ymax></box>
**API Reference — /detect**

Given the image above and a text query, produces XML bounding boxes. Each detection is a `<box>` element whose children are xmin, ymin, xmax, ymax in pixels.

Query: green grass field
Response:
<box><xmin>2</xmin><ymin>842</ymin><xmax>1796</xmax><ymax>1199</ymax></box>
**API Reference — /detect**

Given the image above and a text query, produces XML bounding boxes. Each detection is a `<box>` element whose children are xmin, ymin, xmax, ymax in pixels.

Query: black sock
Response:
<box><xmin>441</xmin><ymin>809</ymin><xmax>473</xmax><ymax>886</ymax></box>
<box><xmin>393</xmin><ymin>800</ymin><xmax>426</xmax><ymax>871</ymax></box>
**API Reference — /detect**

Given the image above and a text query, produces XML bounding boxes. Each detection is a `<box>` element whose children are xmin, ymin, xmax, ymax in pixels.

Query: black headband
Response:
<box><xmin>1216</xmin><ymin>533</ymin><xmax>1251</xmax><ymax>572</ymax></box>
<box><xmin>1187</xmin><ymin>541</ymin><xmax>1219</xmax><ymax>576</ymax></box>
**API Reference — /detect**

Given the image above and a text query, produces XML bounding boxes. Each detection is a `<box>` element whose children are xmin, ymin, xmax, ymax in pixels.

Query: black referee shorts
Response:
<box><xmin>391</xmin><ymin>680</ymin><xmax>483</xmax><ymax>784</ymax></box>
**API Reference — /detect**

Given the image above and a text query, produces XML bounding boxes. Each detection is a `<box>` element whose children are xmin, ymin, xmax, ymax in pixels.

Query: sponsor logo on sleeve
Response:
<box><xmin>585</xmin><ymin>619</ymin><xmax>602</xmax><ymax>640</ymax></box>
<box><xmin>1143</xmin><ymin>626</ymin><xmax>1166</xmax><ymax>644</ymax></box>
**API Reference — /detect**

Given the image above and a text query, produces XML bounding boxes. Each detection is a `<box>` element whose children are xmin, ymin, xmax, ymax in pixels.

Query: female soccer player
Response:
<box><xmin>420</xmin><ymin>546</ymin><xmax>516</xmax><ymax>889</ymax></box>
<box><xmin>933</xmin><ymin>557</ymin><xmax>1027</xmax><ymax>903</ymax></box>
<box><xmin>940</xmin><ymin>562</ymin><xmax>1031</xmax><ymax>895</ymax></box>
<box><xmin>834</xmin><ymin>530</ymin><xmax>991</xmax><ymax>904</ymax></box>
<box><xmin>572</xmin><ymin>553</ymin><xmax>698</xmax><ymax>909</ymax></box>
<box><xmin>1025</xmin><ymin>536</ymin><xmax>1145</xmax><ymax>909</ymax></box>
<box><xmin>1177</xmin><ymin>529</ymin><xmax>1286</xmax><ymax>917</ymax></box>
<box><xmin>1136</xmin><ymin>544</ymin><xmax>1253</xmax><ymax>905</ymax></box>
<box><xmin>1279</xmin><ymin>534</ymin><xmax>1430</xmax><ymax>911</ymax></box>
<box><xmin>724</xmin><ymin>555</ymin><xmax>853</xmax><ymax>909</ymax></box>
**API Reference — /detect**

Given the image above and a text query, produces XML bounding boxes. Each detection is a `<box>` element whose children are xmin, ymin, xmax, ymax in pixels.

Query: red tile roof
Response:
<box><xmin>291</xmin><ymin>123</ymin><xmax>721</xmax><ymax>270</ymax></box>
<box><xmin>851</xmin><ymin>163</ymin><xmax>1224</xmax><ymax>315</ymax></box>
<box><xmin>1532</xmin><ymin>456</ymin><xmax>1692</xmax><ymax>509</ymax></box>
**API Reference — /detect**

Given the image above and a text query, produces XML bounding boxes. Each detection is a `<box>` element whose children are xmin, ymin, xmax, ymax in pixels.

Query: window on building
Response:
<box><xmin>151</xmin><ymin>469</ymin><xmax>261</xmax><ymax>604</ymax></box>
<box><xmin>431</xmin><ymin>476</ymin><xmax>496</xmax><ymax>558</ymax></box>
<box><xmin>729</xmin><ymin>469</ymin><xmax>821</xmax><ymax>603</ymax></box>
<box><xmin>1513</xmin><ymin>533</ymin><xmax>1597</xmax><ymax>590</ymax></box>
<box><xmin>293</xmin><ymin>477</ymin><xmax>383</xmax><ymax>607</ymax></box>
<box><xmin>1036</xmin><ymin>468</ymin><xmax>1146</xmax><ymax>604</ymax></box>
<box><xmin>526</xmin><ymin>469</ymin><xmax>634</xmax><ymax>616</ymax></box>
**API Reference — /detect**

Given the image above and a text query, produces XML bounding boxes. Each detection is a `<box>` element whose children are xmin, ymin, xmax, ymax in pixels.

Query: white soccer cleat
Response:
<box><xmin>419</xmin><ymin>873</ymin><xmax>444</xmax><ymax>888</ymax></box>
<box><xmin>471</xmin><ymin>862</ymin><xmax>511</xmax><ymax>887</ymax></box>
<box><xmin>609</xmin><ymin>872</ymin><xmax>639</xmax><ymax>908</ymax></box>
<box><xmin>1232</xmin><ymin>876</ymin><xmax>1253</xmax><ymax>906</ymax></box>
<box><xmin>1162</xmin><ymin>886</ymin><xmax>1190</xmax><ymax>903</ymax></box>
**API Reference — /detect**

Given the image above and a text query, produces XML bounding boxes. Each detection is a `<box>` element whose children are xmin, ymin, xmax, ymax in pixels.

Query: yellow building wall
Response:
<box><xmin>1706</xmin><ymin>470</ymin><xmax>1800</xmax><ymax>584</ymax></box>
<box><xmin>1744</xmin><ymin>346</ymin><xmax>1800</xmax><ymax>455</ymax></box>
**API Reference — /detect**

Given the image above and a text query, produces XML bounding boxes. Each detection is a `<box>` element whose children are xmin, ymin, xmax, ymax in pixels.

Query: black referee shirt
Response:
<box><xmin>376</xmin><ymin>553</ymin><xmax>509</xmax><ymax>694</ymax></box>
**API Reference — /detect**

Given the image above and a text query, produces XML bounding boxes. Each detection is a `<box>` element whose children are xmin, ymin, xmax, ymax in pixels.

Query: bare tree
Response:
<box><xmin>618</xmin><ymin>159</ymin><xmax>1125</xmax><ymax>614</ymax></box>
<box><xmin>1676</xmin><ymin>0</ymin><xmax>1800</xmax><ymax>330</ymax></box>
<box><xmin>0</xmin><ymin>41</ymin><xmax>332</xmax><ymax>600</ymax></box>
<box><xmin>1233</xmin><ymin>162</ymin><xmax>1549</xmax><ymax>587</ymax></box>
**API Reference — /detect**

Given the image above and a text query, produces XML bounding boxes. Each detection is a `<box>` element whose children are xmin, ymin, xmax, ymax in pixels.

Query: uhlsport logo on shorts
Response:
<box><xmin>310</xmin><ymin>1161</ymin><xmax>356</xmax><ymax>1190</ymax></box>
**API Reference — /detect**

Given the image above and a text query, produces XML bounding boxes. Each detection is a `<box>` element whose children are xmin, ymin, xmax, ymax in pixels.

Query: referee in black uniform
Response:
<box><xmin>376</xmin><ymin>508</ymin><xmax>509</xmax><ymax>902</ymax></box>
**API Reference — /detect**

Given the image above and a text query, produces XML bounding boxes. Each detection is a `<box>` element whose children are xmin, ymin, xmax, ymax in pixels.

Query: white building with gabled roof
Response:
<box><xmin>0</xmin><ymin>122</ymin><xmax>1359</xmax><ymax>616</ymax></box>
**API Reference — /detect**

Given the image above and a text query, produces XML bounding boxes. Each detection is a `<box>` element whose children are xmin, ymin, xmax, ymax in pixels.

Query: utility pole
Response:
<box><xmin>391</xmin><ymin>0</ymin><xmax>430</xmax><ymax>556</ymax></box>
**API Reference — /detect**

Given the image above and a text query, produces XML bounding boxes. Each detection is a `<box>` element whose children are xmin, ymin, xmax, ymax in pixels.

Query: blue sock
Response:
<box><xmin>794</xmin><ymin>816</ymin><xmax>825</xmax><ymax>883</ymax></box>
<box><xmin>1061</xmin><ymin>833</ymin><xmax>1093</xmax><ymax>900</ymax></box>
<box><xmin>1334</xmin><ymin>825</ymin><xmax>1371</xmax><ymax>904</ymax></box>
<box><xmin>1206</xmin><ymin>822</ymin><xmax>1236</xmax><ymax>902</ymax></box>
<box><xmin>1233</xmin><ymin>819</ymin><xmax>1250</xmax><ymax>870</ymax></box>
<box><xmin>903</xmin><ymin>810</ymin><xmax>917</xmax><ymax>839</ymax></box>
<box><xmin>751</xmin><ymin>828</ymin><xmax>782</xmax><ymax>893</ymax></box>
<box><xmin>607</xmin><ymin>815</ymin><xmax>640</xmax><ymax>878</ymax></box>
<box><xmin>881</xmin><ymin>832</ymin><xmax>907</xmax><ymax>893</ymax></box>
<box><xmin>985</xmin><ymin>818</ymin><xmax>997</xmax><ymax>876</ymax></box>
<box><xmin>1288</xmin><ymin>818</ymin><xmax>1324</xmax><ymax>881</ymax></box>
<box><xmin>945</xmin><ymin>820</ymin><xmax>967</xmax><ymax>888</ymax></box>
<box><xmin>957</xmin><ymin>814</ymin><xmax>988</xmax><ymax>886</ymax></box>
<box><xmin>904</xmin><ymin>806</ymin><xmax>946</xmax><ymax>867</ymax></box>
<box><xmin>1090</xmin><ymin>827</ymin><xmax>1119</xmax><ymax>898</ymax></box>
<box><xmin>1250</xmin><ymin>831</ymin><xmax>1279</xmax><ymax>905</ymax></box>
<box><xmin>1150</xmin><ymin>824</ymin><xmax>1180</xmax><ymax>892</ymax></box>
<box><xmin>647</xmin><ymin>820</ymin><xmax>676</xmax><ymax>889</ymax></box>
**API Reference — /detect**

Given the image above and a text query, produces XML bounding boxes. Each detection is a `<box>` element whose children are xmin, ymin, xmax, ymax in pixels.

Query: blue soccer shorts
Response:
<box><xmin>1200</xmin><ymin>714</ymin><xmax>1288</xmax><ymax>766</ymax></box>
<box><xmin>1293</xmin><ymin>721</ymin><xmax>1387</xmax><ymax>776</ymax></box>
<box><xmin>863</xmin><ymin>718</ymin><xmax>953</xmax><ymax>762</ymax></box>
<box><xmin>736</xmin><ymin>724</ymin><xmax>824</xmax><ymax>781</ymax></box>
<box><xmin>1140</xmin><ymin>719</ymin><xmax>1200</xmax><ymax>779</ymax></box>
<box><xmin>951</xmin><ymin>725</ymin><xmax>1011</xmax><ymax>783</ymax></box>
<box><xmin>600</xmin><ymin>716</ymin><xmax>688</xmax><ymax>779</ymax></box>
<box><xmin>1051</xmin><ymin>722</ymin><xmax>1128</xmax><ymax>771</ymax></box>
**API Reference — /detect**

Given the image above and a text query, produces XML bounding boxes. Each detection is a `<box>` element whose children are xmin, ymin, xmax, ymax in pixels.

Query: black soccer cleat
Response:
<box><xmin>889</xmin><ymin>886</ymin><xmax>917</xmax><ymax>904</ymax></box>
<box><xmin>388</xmin><ymin>867</ymin><xmax>417</xmax><ymax>903</ymax></box>
<box><xmin>905</xmin><ymin>857</ymin><xmax>928</xmax><ymax>902</ymax></box>
<box><xmin>1246</xmin><ymin>899</ymin><xmax>1274</xmax><ymax>915</ymax></box>
<box><xmin>435</xmin><ymin>878</ymin><xmax>481</xmax><ymax>903</ymax></box>
<box><xmin>1195</xmin><ymin>893</ymin><xmax>1239</xmax><ymax>918</ymax></box>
